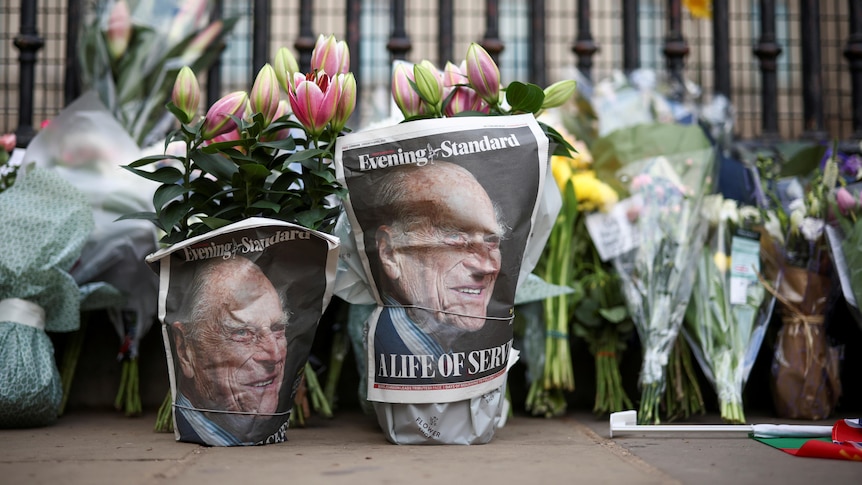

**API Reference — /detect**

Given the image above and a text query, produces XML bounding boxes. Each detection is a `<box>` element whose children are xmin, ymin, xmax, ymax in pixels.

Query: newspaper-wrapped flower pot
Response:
<box><xmin>334</xmin><ymin>114</ymin><xmax>548</xmax><ymax>444</ymax></box>
<box><xmin>146</xmin><ymin>218</ymin><xmax>339</xmax><ymax>446</ymax></box>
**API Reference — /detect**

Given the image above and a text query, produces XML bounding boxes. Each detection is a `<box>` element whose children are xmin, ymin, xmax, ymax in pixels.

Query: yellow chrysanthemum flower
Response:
<box><xmin>571</xmin><ymin>171</ymin><xmax>619</xmax><ymax>212</ymax></box>
<box><xmin>551</xmin><ymin>154</ymin><xmax>574</xmax><ymax>192</ymax></box>
<box><xmin>683</xmin><ymin>0</ymin><xmax>712</xmax><ymax>19</ymax></box>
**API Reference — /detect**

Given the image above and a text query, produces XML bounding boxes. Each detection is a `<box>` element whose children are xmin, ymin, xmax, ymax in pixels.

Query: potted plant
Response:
<box><xmin>122</xmin><ymin>34</ymin><xmax>355</xmax><ymax>446</ymax></box>
<box><xmin>332</xmin><ymin>43</ymin><xmax>577</xmax><ymax>444</ymax></box>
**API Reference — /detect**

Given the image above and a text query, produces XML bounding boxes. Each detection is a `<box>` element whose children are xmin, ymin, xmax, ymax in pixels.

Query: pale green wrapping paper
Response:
<box><xmin>0</xmin><ymin>167</ymin><xmax>93</xmax><ymax>427</ymax></box>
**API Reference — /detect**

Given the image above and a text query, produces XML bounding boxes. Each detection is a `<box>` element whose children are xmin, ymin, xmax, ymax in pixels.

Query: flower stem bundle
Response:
<box><xmin>526</xmin><ymin>180</ymin><xmax>578</xmax><ymax>417</ymax></box>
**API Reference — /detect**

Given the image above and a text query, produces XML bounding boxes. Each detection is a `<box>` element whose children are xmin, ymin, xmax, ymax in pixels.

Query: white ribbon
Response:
<box><xmin>0</xmin><ymin>298</ymin><xmax>46</xmax><ymax>330</ymax></box>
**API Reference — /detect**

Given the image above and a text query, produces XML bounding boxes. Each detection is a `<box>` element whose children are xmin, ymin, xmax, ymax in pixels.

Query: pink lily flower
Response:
<box><xmin>106</xmin><ymin>0</ymin><xmax>132</xmax><ymax>59</ymax></box>
<box><xmin>289</xmin><ymin>71</ymin><xmax>341</xmax><ymax>138</ymax></box>
<box><xmin>465</xmin><ymin>43</ymin><xmax>500</xmax><ymax>106</ymax></box>
<box><xmin>250</xmin><ymin>63</ymin><xmax>281</xmax><ymax>127</ymax></box>
<box><xmin>200</xmin><ymin>91</ymin><xmax>249</xmax><ymax>140</ymax></box>
<box><xmin>310</xmin><ymin>34</ymin><xmax>350</xmax><ymax>76</ymax></box>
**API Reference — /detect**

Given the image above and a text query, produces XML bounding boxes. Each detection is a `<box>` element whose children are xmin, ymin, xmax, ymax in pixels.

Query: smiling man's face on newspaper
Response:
<box><xmin>380</xmin><ymin>163</ymin><xmax>503</xmax><ymax>336</ymax></box>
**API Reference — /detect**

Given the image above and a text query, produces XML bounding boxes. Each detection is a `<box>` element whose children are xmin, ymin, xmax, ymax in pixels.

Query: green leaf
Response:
<box><xmin>122</xmin><ymin>165</ymin><xmax>184</xmax><ymax>184</ymax></box>
<box><xmin>153</xmin><ymin>184</ymin><xmax>188</xmax><ymax>211</ymax></box>
<box><xmin>778</xmin><ymin>142</ymin><xmax>828</xmax><ymax>178</ymax></box>
<box><xmin>198</xmin><ymin>217</ymin><xmax>235</xmax><ymax>231</ymax></box>
<box><xmin>257</xmin><ymin>137</ymin><xmax>297</xmax><ymax>151</ymax></box>
<box><xmin>249</xmin><ymin>200</ymin><xmax>281</xmax><ymax>212</ymax></box>
<box><xmin>286</xmin><ymin>148</ymin><xmax>327</xmax><ymax>164</ymax></box>
<box><xmin>159</xmin><ymin>200</ymin><xmax>193</xmax><ymax>235</ymax></box>
<box><xmin>238</xmin><ymin>163</ymin><xmax>272</xmax><ymax>182</ymax></box>
<box><xmin>505</xmin><ymin>81</ymin><xmax>545</xmax><ymax>114</ymax></box>
<box><xmin>191</xmin><ymin>149</ymin><xmax>238</xmax><ymax>180</ymax></box>
<box><xmin>597</xmin><ymin>306</ymin><xmax>629</xmax><ymax>324</ymax></box>
<box><xmin>116</xmin><ymin>211</ymin><xmax>159</xmax><ymax>225</ymax></box>
<box><xmin>125</xmin><ymin>154</ymin><xmax>178</xmax><ymax>168</ymax></box>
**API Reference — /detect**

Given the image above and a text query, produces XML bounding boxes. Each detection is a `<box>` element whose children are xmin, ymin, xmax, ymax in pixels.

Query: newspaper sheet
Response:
<box><xmin>146</xmin><ymin>217</ymin><xmax>340</xmax><ymax>445</ymax></box>
<box><xmin>335</xmin><ymin>114</ymin><xmax>547</xmax><ymax>404</ymax></box>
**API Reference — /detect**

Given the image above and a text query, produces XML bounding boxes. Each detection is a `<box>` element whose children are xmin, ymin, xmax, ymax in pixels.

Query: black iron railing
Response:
<box><xmin>6</xmin><ymin>0</ymin><xmax>862</xmax><ymax>146</ymax></box>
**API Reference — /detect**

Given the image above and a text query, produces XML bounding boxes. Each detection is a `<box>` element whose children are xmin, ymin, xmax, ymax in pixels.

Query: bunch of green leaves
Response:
<box><xmin>572</xmin><ymin>262</ymin><xmax>636</xmax><ymax>415</ymax></box>
<box><xmin>121</xmin><ymin>108</ymin><xmax>345</xmax><ymax>245</ymax></box>
<box><xmin>77</xmin><ymin>0</ymin><xmax>238</xmax><ymax>146</ymax></box>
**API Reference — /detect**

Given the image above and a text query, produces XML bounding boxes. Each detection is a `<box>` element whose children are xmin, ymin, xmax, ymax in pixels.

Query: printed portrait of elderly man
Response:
<box><xmin>372</xmin><ymin>161</ymin><xmax>509</xmax><ymax>365</ymax></box>
<box><xmin>169</xmin><ymin>256</ymin><xmax>290</xmax><ymax>446</ymax></box>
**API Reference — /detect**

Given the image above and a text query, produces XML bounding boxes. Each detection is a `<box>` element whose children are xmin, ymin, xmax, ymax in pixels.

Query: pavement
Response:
<box><xmin>1</xmin><ymin>407</ymin><xmax>859</xmax><ymax>485</ymax></box>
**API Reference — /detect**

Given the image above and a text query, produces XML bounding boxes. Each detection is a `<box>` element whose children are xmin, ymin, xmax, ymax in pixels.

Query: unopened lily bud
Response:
<box><xmin>181</xmin><ymin>20</ymin><xmax>223</xmax><ymax>65</ymax></box>
<box><xmin>250</xmin><ymin>63</ymin><xmax>281</xmax><ymax>127</ymax></box>
<box><xmin>311</xmin><ymin>34</ymin><xmax>350</xmax><ymax>75</ymax></box>
<box><xmin>541</xmin><ymin>79</ymin><xmax>577</xmax><ymax>109</ymax></box>
<box><xmin>465</xmin><ymin>43</ymin><xmax>500</xmax><ymax>106</ymax></box>
<box><xmin>391</xmin><ymin>61</ymin><xmax>423</xmax><ymax>118</ymax></box>
<box><xmin>106</xmin><ymin>0</ymin><xmax>132</xmax><ymax>60</ymax></box>
<box><xmin>200</xmin><ymin>91</ymin><xmax>249</xmax><ymax>140</ymax></box>
<box><xmin>274</xmin><ymin>47</ymin><xmax>300</xmax><ymax>93</ymax></box>
<box><xmin>171</xmin><ymin>66</ymin><xmax>201</xmax><ymax>124</ymax></box>
<box><xmin>836</xmin><ymin>187</ymin><xmax>858</xmax><ymax>215</ymax></box>
<box><xmin>414</xmin><ymin>63</ymin><xmax>442</xmax><ymax>111</ymax></box>
<box><xmin>330</xmin><ymin>73</ymin><xmax>356</xmax><ymax>134</ymax></box>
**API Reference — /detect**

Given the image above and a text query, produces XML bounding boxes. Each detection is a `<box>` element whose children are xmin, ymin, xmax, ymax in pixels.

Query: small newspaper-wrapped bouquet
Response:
<box><xmin>146</xmin><ymin>218</ymin><xmax>339</xmax><ymax>446</ymax></box>
<box><xmin>120</xmin><ymin>35</ymin><xmax>355</xmax><ymax>444</ymax></box>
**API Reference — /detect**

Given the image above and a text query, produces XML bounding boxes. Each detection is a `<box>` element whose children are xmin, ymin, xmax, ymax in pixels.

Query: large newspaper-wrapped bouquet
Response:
<box><xmin>333</xmin><ymin>44</ymin><xmax>576</xmax><ymax>444</ymax></box>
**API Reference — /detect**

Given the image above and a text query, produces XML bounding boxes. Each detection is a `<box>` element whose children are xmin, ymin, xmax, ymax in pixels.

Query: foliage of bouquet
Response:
<box><xmin>750</xmin><ymin>145</ymin><xmax>843</xmax><ymax>420</ymax></box>
<box><xmin>389</xmin><ymin>43</ymin><xmax>575</xmax><ymax>155</ymax></box>
<box><xmin>123</xmin><ymin>35</ymin><xmax>355</xmax><ymax>245</ymax></box>
<box><xmin>683</xmin><ymin>194</ymin><xmax>775</xmax><ymax>423</ymax></box>
<box><xmin>122</xmin><ymin>34</ymin><xmax>356</xmax><ymax>431</ymax></box>
<box><xmin>78</xmin><ymin>0</ymin><xmax>238</xmax><ymax>147</ymax></box>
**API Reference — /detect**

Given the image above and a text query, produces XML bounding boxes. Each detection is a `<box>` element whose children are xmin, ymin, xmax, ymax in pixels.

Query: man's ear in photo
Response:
<box><xmin>376</xmin><ymin>225</ymin><xmax>400</xmax><ymax>281</ymax></box>
<box><xmin>172</xmin><ymin>321</ymin><xmax>196</xmax><ymax>380</ymax></box>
